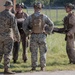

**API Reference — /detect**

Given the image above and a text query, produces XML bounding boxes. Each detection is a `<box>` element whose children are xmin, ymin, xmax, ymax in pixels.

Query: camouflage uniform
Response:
<box><xmin>0</xmin><ymin>8</ymin><xmax>20</xmax><ymax>70</ymax></box>
<box><xmin>13</xmin><ymin>3</ymin><xmax>28</xmax><ymax>63</ymax></box>
<box><xmin>23</xmin><ymin>11</ymin><xmax>54</xmax><ymax>69</ymax></box>
<box><xmin>65</xmin><ymin>13</ymin><xmax>75</xmax><ymax>63</ymax></box>
<box><xmin>53</xmin><ymin>3</ymin><xmax>75</xmax><ymax>64</ymax></box>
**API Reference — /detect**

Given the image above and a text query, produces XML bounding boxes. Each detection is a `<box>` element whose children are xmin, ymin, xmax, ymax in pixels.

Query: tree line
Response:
<box><xmin>16</xmin><ymin>0</ymin><xmax>75</xmax><ymax>6</ymax></box>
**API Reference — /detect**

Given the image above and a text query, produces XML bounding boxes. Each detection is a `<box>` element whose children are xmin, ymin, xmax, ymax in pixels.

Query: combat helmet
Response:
<box><xmin>19</xmin><ymin>3</ymin><xmax>25</xmax><ymax>8</ymax></box>
<box><xmin>65</xmin><ymin>3</ymin><xmax>75</xmax><ymax>10</ymax></box>
<box><xmin>33</xmin><ymin>2</ymin><xmax>43</xmax><ymax>9</ymax></box>
<box><xmin>4</xmin><ymin>0</ymin><xmax>13</xmax><ymax>6</ymax></box>
<box><xmin>16</xmin><ymin>3</ymin><xmax>25</xmax><ymax>8</ymax></box>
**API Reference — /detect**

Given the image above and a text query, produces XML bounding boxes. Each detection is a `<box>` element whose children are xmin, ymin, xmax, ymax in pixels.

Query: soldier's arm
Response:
<box><xmin>69</xmin><ymin>15</ymin><xmax>75</xmax><ymax>33</ymax></box>
<box><xmin>26</xmin><ymin>13</ymin><xmax>29</xmax><ymax>18</ymax></box>
<box><xmin>22</xmin><ymin>16</ymin><xmax>31</xmax><ymax>36</ymax></box>
<box><xmin>53</xmin><ymin>27</ymin><xmax>65</xmax><ymax>33</ymax></box>
<box><xmin>69</xmin><ymin>13</ymin><xmax>75</xmax><ymax>25</ymax></box>
<box><xmin>11</xmin><ymin>17</ymin><xmax>20</xmax><ymax>42</ymax></box>
<box><xmin>44</xmin><ymin>15</ymin><xmax>54</xmax><ymax>33</ymax></box>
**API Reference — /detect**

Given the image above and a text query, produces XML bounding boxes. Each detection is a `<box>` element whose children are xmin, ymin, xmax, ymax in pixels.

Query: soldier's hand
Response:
<box><xmin>17</xmin><ymin>38</ymin><xmax>20</xmax><ymax>42</ymax></box>
<box><xmin>17</xmin><ymin>36</ymin><xmax>21</xmax><ymax>42</ymax></box>
<box><xmin>52</xmin><ymin>30</ymin><xmax>54</xmax><ymax>34</ymax></box>
<box><xmin>14</xmin><ymin>38</ymin><xmax>20</xmax><ymax>42</ymax></box>
<box><xmin>67</xmin><ymin>31</ymin><xmax>73</xmax><ymax>39</ymax></box>
<box><xmin>69</xmin><ymin>35</ymin><xmax>73</xmax><ymax>39</ymax></box>
<box><xmin>13</xmin><ymin>36</ymin><xmax>17</xmax><ymax>42</ymax></box>
<box><xmin>53</xmin><ymin>27</ymin><xmax>59</xmax><ymax>33</ymax></box>
<box><xmin>14</xmin><ymin>36</ymin><xmax>20</xmax><ymax>42</ymax></box>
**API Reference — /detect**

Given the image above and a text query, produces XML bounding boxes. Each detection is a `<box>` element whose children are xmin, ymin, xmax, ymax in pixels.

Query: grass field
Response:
<box><xmin>0</xmin><ymin>9</ymin><xmax>75</xmax><ymax>73</ymax></box>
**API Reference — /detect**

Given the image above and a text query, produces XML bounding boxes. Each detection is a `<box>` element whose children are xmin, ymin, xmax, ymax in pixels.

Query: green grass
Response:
<box><xmin>1</xmin><ymin>33</ymin><xmax>75</xmax><ymax>73</ymax></box>
<box><xmin>27</xmin><ymin>9</ymin><xmax>67</xmax><ymax>22</ymax></box>
<box><xmin>0</xmin><ymin>9</ymin><xmax>75</xmax><ymax>73</ymax></box>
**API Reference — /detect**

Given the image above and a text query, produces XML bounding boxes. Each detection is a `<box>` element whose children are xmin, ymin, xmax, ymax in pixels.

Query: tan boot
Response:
<box><xmin>41</xmin><ymin>67</ymin><xmax>45</xmax><ymax>71</ymax></box>
<box><xmin>4</xmin><ymin>69</ymin><xmax>15</xmax><ymax>74</ymax></box>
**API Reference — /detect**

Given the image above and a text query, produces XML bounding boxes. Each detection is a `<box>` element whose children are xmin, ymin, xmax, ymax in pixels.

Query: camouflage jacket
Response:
<box><xmin>0</xmin><ymin>9</ymin><xmax>20</xmax><ymax>41</ymax></box>
<box><xmin>23</xmin><ymin>12</ymin><xmax>54</xmax><ymax>36</ymax></box>
<box><xmin>67</xmin><ymin>12</ymin><xmax>75</xmax><ymax>34</ymax></box>
<box><xmin>15</xmin><ymin>12</ymin><xmax>28</xmax><ymax>33</ymax></box>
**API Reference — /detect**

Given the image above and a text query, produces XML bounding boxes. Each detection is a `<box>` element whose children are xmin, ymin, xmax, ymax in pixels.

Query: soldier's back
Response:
<box><xmin>0</xmin><ymin>9</ymin><xmax>15</xmax><ymax>40</ymax></box>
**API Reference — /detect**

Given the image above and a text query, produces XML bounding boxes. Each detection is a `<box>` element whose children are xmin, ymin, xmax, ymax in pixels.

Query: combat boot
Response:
<box><xmin>13</xmin><ymin>60</ymin><xmax>17</xmax><ymax>63</ymax></box>
<box><xmin>4</xmin><ymin>69</ymin><xmax>15</xmax><ymax>74</ymax></box>
<box><xmin>31</xmin><ymin>67</ymin><xmax>36</xmax><ymax>71</ymax></box>
<box><xmin>69</xmin><ymin>60</ymin><xmax>75</xmax><ymax>64</ymax></box>
<box><xmin>41</xmin><ymin>67</ymin><xmax>45</xmax><ymax>71</ymax></box>
<box><xmin>23</xmin><ymin>54</ymin><xmax>28</xmax><ymax>63</ymax></box>
<box><xmin>24</xmin><ymin>58</ymin><xmax>27</xmax><ymax>63</ymax></box>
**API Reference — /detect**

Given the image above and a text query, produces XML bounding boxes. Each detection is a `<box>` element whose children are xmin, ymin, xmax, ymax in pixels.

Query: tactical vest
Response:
<box><xmin>64</xmin><ymin>13</ymin><xmax>75</xmax><ymax>41</ymax></box>
<box><xmin>15</xmin><ymin>12</ymin><xmax>27</xmax><ymax>33</ymax></box>
<box><xmin>31</xmin><ymin>14</ymin><xmax>45</xmax><ymax>33</ymax></box>
<box><xmin>16</xmin><ymin>12</ymin><xmax>27</xmax><ymax>19</ymax></box>
<box><xmin>64</xmin><ymin>13</ymin><xmax>73</xmax><ymax>31</ymax></box>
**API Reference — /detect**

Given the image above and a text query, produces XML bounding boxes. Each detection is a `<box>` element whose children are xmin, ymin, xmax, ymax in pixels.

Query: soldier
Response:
<box><xmin>0</xmin><ymin>0</ymin><xmax>20</xmax><ymax>74</ymax></box>
<box><xmin>23</xmin><ymin>2</ymin><xmax>54</xmax><ymax>71</ymax></box>
<box><xmin>13</xmin><ymin>3</ymin><xmax>28</xmax><ymax>63</ymax></box>
<box><xmin>53</xmin><ymin>3</ymin><xmax>75</xmax><ymax>64</ymax></box>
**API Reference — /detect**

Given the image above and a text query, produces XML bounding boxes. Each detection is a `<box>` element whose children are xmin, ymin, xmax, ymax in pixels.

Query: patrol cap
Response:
<box><xmin>4</xmin><ymin>0</ymin><xmax>13</xmax><ymax>7</ymax></box>
<box><xmin>33</xmin><ymin>2</ymin><xmax>43</xmax><ymax>9</ymax></box>
<box><xmin>16</xmin><ymin>3</ymin><xmax>24</xmax><ymax>8</ymax></box>
<box><xmin>65</xmin><ymin>3</ymin><xmax>75</xmax><ymax>10</ymax></box>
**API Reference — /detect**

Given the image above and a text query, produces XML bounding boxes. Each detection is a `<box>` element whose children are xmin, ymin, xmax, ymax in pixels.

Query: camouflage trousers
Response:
<box><xmin>0</xmin><ymin>38</ymin><xmax>14</xmax><ymax>69</ymax></box>
<box><xmin>30</xmin><ymin>33</ymin><xmax>47</xmax><ymax>68</ymax></box>
<box><xmin>66</xmin><ymin>34</ymin><xmax>75</xmax><ymax>63</ymax></box>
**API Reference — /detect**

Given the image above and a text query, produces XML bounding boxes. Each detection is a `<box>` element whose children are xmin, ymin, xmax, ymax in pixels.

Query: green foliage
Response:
<box><xmin>54</xmin><ymin>0</ymin><xmax>75</xmax><ymax>6</ymax></box>
<box><xmin>16</xmin><ymin>0</ymin><xmax>75</xmax><ymax>6</ymax></box>
<box><xmin>30</xmin><ymin>0</ymin><xmax>50</xmax><ymax>6</ymax></box>
<box><xmin>16</xmin><ymin>0</ymin><xmax>26</xmax><ymax>3</ymax></box>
